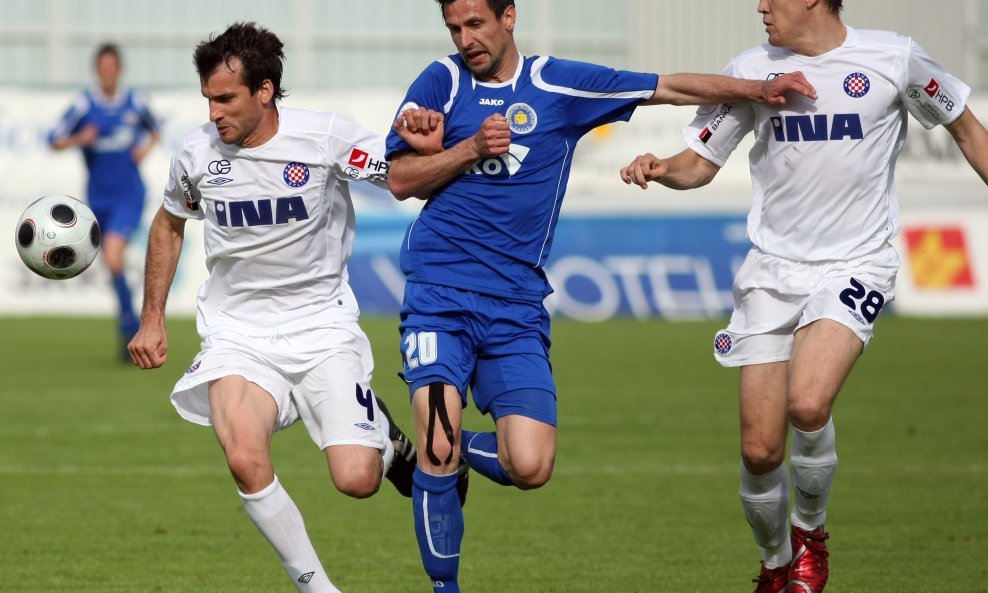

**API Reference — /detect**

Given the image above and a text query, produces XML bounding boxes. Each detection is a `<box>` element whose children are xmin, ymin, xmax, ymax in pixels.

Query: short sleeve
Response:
<box><xmin>901</xmin><ymin>39</ymin><xmax>971</xmax><ymax>129</ymax></box>
<box><xmin>681</xmin><ymin>59</ymin><xmax>756</xmax><ymax>167</ymax></box>
<box><xmin>328</xmin><ymin>113</ymin><xmax>390</xmax><ymax>190</ymax></box>
<box><xmin>162</xmin><ymin>149</ymin><xmax>204</xmax><ymax>220</ymax></box>
<box><xmin>385</xmin><ymin>60</ymin><xmax>455</xmax><ymax>160</ymax></box>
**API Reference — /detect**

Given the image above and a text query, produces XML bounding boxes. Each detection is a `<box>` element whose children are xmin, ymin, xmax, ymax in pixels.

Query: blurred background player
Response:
<box><xmin>48</xmin><ymin>42</ymin><xmax>160</xmax><ymax>360</ymax></box>
<box><xmin>127</xmin><ymin>22</ymin><xmax>424</xmax><ymax>593</ymax></box>
<box><xmin>386</xmin><ymin>0</ymin><xmax>816</xmax><ymax>591</ymax></box>
<box><xmin>619</xmin><ymin>1</ymin><xmax>988</xmax><ymax>592</ymax></box>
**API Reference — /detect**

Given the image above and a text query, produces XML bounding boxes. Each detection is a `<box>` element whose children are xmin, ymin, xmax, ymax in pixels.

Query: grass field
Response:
<box><xmin>0</xmin><ymin>315</ymin><xmax>985</xmax><ymax>593</ymax></box>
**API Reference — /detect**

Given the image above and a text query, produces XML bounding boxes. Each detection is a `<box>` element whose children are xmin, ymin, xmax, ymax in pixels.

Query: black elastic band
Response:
<box><xmin>426</xmin><ymin>382</ymin><xmax>455</xmax><ymax>467</ymax></box>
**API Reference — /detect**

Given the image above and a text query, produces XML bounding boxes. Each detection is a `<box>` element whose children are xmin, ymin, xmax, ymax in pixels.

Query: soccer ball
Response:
<box><xmin>14</xmin><ymin>195</ymin><xmax>101</xmax><ymax>280</ymax></box>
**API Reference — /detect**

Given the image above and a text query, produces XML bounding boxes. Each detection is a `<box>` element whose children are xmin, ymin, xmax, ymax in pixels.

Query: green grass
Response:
<box><xmin>0</xmin><ymin>316</ymin><xmax>985</xmax><ymax>592</ymax></box>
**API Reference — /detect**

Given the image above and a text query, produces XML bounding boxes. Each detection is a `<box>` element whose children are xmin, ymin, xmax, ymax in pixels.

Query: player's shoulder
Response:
<box><xmin>730</xmin><ymin>43</ymin><xmax>788</xmax><ymax>71</ymax></box>
<box><xmin>849</xmin><ymin>27</ymin><xmax>912</xmax><ymax>51</ymax></box>
<box><xmin>277</xmin><ymin>105</ymin><xmax>336</xmax><ymax>134</ymax></box>
<box><xmin>176</xmin><ymin>122</ymin><xmax>216</xmax><ymax>158</ymax></box>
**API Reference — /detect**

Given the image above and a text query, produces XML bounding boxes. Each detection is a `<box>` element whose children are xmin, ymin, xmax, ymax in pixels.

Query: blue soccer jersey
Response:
<box><xmin>49</xmin><ymin>87</ymin><xmax>159</xmax><ymax>208</ymax></box>
<box><xmin>386</xmin><ymin>55</ymin><xmax>657</xmax><ymax>302</ymax></box>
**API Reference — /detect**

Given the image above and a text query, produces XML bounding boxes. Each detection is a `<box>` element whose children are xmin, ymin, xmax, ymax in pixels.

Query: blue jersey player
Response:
<box><xmin>386</xmin><ymin>1</ymin><xmax>816</xmax><ymax>590</ymax></box>
<box><xmin>49</xmin><ymin>43</ymin><xmax>160</xmax><ymax>359</ymax></box>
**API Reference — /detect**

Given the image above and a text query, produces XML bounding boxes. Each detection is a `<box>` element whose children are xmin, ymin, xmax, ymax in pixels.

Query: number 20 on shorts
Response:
<box><xmin>404</xmin><ymin>331</ymin><xmax>438</xmax><ymax>369</ymax></box>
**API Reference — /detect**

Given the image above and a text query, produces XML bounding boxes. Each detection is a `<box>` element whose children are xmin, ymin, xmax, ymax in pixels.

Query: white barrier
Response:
<box><xmin>1</xmin><ymin>88</ymin><xmax>985</xmax><ymax>317</ymax></box>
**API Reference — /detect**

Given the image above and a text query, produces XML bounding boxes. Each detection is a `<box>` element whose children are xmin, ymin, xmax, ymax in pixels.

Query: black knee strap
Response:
<box><xmin>426</xmin><ymin>382</ymin><xmax>455</xmax><ymax>467</ymax></box>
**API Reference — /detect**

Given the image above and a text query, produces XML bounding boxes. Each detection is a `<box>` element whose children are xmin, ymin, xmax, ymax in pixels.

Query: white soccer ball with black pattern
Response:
<box><xmin>15</xmin><ymin>195</ymin><xmax>101</xmax><ymax>280</ymax></box>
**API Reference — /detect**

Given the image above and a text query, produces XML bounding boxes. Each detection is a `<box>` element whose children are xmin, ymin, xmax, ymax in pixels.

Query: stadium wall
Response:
<box><xmin>1</xmin><ymin>89</ymin><xmax>986</xmax><ymax>320</ymax></box>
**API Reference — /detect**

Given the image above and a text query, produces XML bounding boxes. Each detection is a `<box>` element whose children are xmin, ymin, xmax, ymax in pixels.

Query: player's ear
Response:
<box><xmin>501</xmin><ymin>5</ymin><xmax>516</xmax><ymax>33</ymax></box>
<box><xmin>258</xmin><ymin>79</ymin><xmax>275</xmax><ymax>105</ymax></box>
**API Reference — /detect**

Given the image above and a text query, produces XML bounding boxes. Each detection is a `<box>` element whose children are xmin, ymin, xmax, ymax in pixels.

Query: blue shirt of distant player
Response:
<box><xmin>386</xmin><ymin>54</ymin><xmax>657</xmax><ymax>302</ymax></box>
<box><xmin>49</xmin><ymin>87</ymin><xmax>159</xmax><ymax>209</ymax></box>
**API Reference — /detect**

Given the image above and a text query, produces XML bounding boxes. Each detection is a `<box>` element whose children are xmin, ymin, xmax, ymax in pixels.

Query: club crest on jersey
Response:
<box><xmin>283</xmin><ymin>162</ymin><xmax>310</xmax><ymax>188</ymax></box>
<box><xmin>843</xmin><ymin>72</ymin><xmax>870</xmax><ymax>98</ymax></box>
<box><xmin>506</xmin><ymin>103</ymin><xmax>537</xmax><ymax>134</ymax></box>
<box><xmin>714</xmin><ymin>332</ymin><xmax>733</xmax><ymax>355</ymax></box>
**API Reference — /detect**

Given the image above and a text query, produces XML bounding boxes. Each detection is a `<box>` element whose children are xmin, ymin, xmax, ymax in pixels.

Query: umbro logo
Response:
<box><xmin>207</xmin><ymin>177</ymin><xmax>233</xmax><ymax>185</ymax></box>
<box><xmin>298</xmin><ymin>572</ymin><xmax>315</xmax><ymax>583</ymax></box>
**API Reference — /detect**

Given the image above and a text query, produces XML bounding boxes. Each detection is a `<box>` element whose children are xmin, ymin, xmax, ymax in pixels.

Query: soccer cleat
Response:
<box><xmin>751</xmin><ymin>561</ymin><xmax>791</xmax><ymax>593</ymax></box>
<box><xmin>376</xmin><ymin>396</ymin><xmax>416</xmax><ymax>497</ymax></box>
<box><xmin>456</xmin><ymin>457</ymin><xmax>469</xmax><ymax>507</ymax></box>
<box><xmin>788</xmin><ymin>526</ymin><xmax>830</xmax><ymax>593</ymax></box>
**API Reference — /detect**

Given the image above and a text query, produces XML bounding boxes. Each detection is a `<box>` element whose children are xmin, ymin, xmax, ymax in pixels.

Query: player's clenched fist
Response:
<box><xmin>128</xmin><ymin>323</ymin><xmax>168</xmax><ymax>369</ymax></box>
<box><xmin>472</xmin><ymin>113</ymin><xmax>511</xmax><ymax>158</ymax></box>
<box><xmin>394</xmin><ymin>107</ymin><xmax>445</xmax><ymax>156</ymax></box>
<box><xmin>620</xmin><ymin>153</ymin><xmax>667</xmax><ymax>190</ymax></box>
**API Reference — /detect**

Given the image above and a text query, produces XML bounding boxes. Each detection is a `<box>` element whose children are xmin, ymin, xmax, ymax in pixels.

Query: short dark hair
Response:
<box><xmin>825</xmin><ymin>0</ymin><xmax>843</xmax><ymax>13</ymax></box>
<box><xmin>94</xmin><ymin>42</ymin><xmax>121</xmax><ymax>66</ymax></box>
<box><xmin>193</xmin><ymin>21</ymin><xmax>287</xmax><ymax>100</ymax></box>
<box><xmin>435</xmin><ymin>0</ymin><xmax>514</xmax><ymax>19</ymax></box>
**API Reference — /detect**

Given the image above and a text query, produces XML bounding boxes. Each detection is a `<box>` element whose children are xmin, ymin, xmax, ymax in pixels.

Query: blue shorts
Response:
<box><xmin>89</xmin><ymin>197</ymin><xmax>144</xmax><ymax>239</ymax></box>
<box><xmin>399</xmin><ymin>282</ymin><xmax>557</xmax><ymax>426</ymax></box>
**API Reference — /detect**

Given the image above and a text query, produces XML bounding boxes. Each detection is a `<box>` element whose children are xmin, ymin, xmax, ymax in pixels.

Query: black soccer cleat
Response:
<box><xmin>376</xmin><ymin>396</ymin><xmax>416</xmax><ymax>497</ymax></box>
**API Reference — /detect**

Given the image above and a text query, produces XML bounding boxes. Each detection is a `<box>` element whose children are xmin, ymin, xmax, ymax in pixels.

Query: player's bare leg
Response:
<box><xmin>209</xmin><ymin>377</ymin><xmax>341</xmax><ymax>593</ymax></box>
<box><xmin>325</xmin><ymin>444</ymin><xmax>384</xmax><ymax>498</ymax></box>
<box><xmin>739</xmin><ymin>361</ymin><xmax>791</xmax><ymax>592</ymax></box>
<box><xmin>411</xmin><ymin>383</ymin><xmax>465</xmax><ymax>593</ymax></box>
<box><xmin>784</xmin><ymin>320</ymin><xmax>862</xmax><ymax>593</ymax></box>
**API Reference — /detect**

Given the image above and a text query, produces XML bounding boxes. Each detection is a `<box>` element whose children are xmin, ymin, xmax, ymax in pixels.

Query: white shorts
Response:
<box><xmin>170</xmin><ymin>322</ymin><xmax>387</xmax><ymax>451</ymax></box>
<box><xmin>713</xmin><ymin>245</ymin><xmax>899</xmax><ymax>367</ymax></box>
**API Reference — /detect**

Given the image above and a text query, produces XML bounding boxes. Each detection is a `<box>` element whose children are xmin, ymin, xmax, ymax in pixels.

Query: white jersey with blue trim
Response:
<box><xmin>683</xmin><ymin>27</ymin><xmax>970</xmax><ymax>263</ymax></box>
<box><xmin>386</xmin><ymin>54</ymin><xmax>657</xmax><ymax>302</ymax></box>
<box><xmin>162</xmin><ymin>106</ymin><xmax>390</xmax><ymax>337</ymax></box>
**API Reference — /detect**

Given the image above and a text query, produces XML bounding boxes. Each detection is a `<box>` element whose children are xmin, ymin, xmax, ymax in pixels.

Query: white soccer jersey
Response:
<box><xmin>684</xmin><ymin>27</ymin><xmax>970</xmax><ymax>262</ymax></box>
<box><xmin>163</xmin><ymin>106</ymin><xmax>390</xmax><ymax>337</ymax></box>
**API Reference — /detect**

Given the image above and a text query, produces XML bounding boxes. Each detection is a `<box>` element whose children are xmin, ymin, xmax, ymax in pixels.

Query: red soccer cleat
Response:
<box><xmin>788</xmin><ymin>526</ymin><xmax>830</xmax><ymax>593</ymax></box>
<box><xmin>752</xmin><ymin>561</ymin><xmax>791</xmax><ymax>593</ymax></box>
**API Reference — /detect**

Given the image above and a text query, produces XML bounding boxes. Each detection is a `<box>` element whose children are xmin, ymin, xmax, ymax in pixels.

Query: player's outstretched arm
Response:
<box><xmin>389</xmin><ymin>112</ymin><xmax>511</xmax><ymax>200</ymax></box>
<box><xmin>128</xmin><ymin>206</ymin><xmax>186</xmax><ymax>370</ymax></box>
<box><xmin>645</xmin><ymin>72</ymin><xmax>816</xmax><ymax>107</ymax></box>
<box><xmin>620</xmin><ymin>148</ymin><xmax>720</xmax><ymax>191</ymax></box>
<box><xmin>946</xmin><ymin>107</ymin><xmax>988</xmax><ymax>186</ymax></box>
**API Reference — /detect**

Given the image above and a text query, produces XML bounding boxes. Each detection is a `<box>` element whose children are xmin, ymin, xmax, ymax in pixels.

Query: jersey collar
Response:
<box><xmin>472</xmin><ymin>51</ymin><xmax>525</xmax><ymax>92</ymax></box>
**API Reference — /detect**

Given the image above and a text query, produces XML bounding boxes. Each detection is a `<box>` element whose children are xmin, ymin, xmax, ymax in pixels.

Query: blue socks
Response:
<box><xmin>413</xmin><ymin>468</ymin><xmax>463</xmax><ymax>592</ymax></box>
<box><xmin>112</xmin><ymin>274</ymin><xmax>138</xmax><ymax>338</ymax></box>
<box><xmin>461</xmin><ymin>430</ymin><xmax>513</xmax><ymax>486</ymax></box>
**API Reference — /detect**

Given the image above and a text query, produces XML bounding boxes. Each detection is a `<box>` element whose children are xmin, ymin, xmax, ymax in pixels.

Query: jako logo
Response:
<box><xmin>479</xmin><ymin>98</ymin><xmax>504</xmax><ymax>106</ymax></box>
<box><xmin>466</xmin><ymin>144</ymin><xmax>531</xmax><ymax>177</ymax></box>
<box><xmin>770</xmin><ymin>114</ymin><xmax>863</xmax><ymax>142</ymax></box>
<box><xmin>215</xmin><ymin>196</ymin><xmax>310</xmax><ymax>227</ymax></box>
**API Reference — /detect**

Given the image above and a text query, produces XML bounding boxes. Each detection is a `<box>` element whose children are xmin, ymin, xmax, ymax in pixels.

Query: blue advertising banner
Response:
<box><xmin>348</xmin><ymin>213</ymin><xmax>751</xmax><ymax>321</ymax></box>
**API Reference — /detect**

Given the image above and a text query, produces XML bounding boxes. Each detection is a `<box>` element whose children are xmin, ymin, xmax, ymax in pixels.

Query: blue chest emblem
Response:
<box><xmin>506</xmin><ymin>103</ymin><xmax>538</xmax><ymax>134</ymax></box>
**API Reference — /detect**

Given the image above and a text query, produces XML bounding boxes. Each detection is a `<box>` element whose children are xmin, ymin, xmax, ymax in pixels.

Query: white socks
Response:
<box><xmin>790</xmin><ymin>418</ymin><xmax>838</xmax><ymax>530</ymax></box>
<box><xmin>740</xmin><ymin>461</ymin><xmax>792</xmax><ymax>568</ymax></box>
<box><xmin>239</xmin><ymin>476</ymin><xmax>342</xmax><ymax>593</ymax></box>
